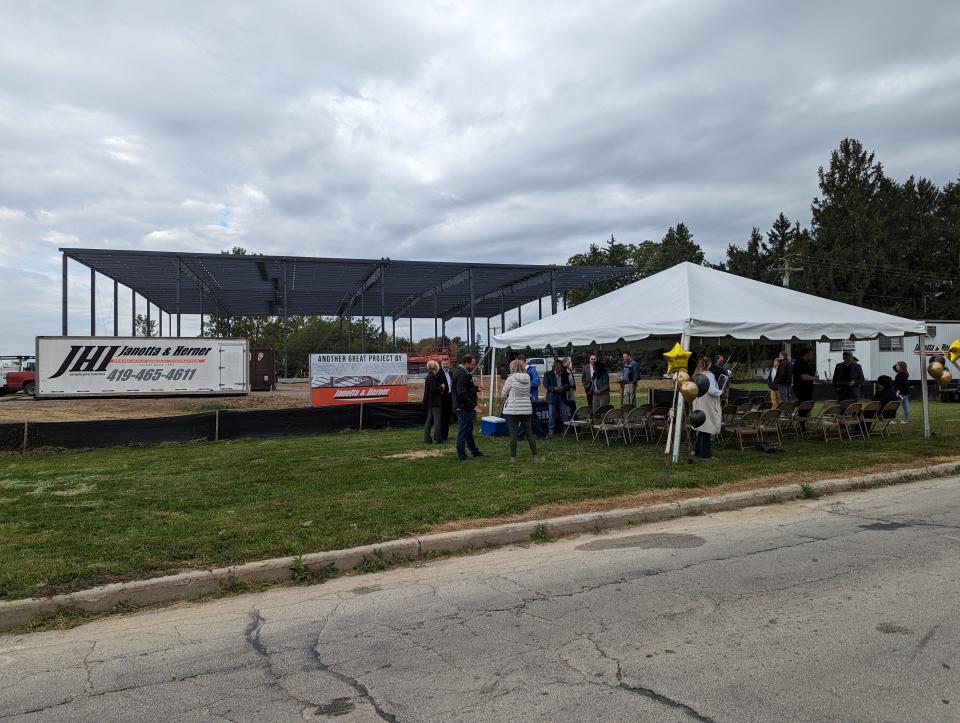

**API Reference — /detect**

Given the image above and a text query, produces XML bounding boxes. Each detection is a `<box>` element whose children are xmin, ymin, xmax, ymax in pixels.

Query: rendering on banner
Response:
<box><xmin>309</xmin><ymin>353</ymin><xmax>408</xmax><ymax>406</ymax></box>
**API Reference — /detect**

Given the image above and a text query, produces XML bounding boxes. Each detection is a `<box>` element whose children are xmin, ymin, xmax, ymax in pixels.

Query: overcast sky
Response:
<box><xmin>1</xmin><ymin>0</ymin><xmax>959</xmax><ymax>351</ymax></box>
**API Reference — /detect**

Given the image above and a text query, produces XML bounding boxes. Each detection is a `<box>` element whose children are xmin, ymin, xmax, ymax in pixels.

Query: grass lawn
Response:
<box><xmin>1</xmin><ymin>402</ymin><xmax>958</xmax><ymax>601</ymax></box>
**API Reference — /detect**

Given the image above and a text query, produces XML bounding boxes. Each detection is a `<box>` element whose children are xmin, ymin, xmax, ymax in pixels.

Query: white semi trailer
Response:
<box><xmin>36</xmin><ymin>336</ymin><xmax>250</xmax><ymax>398</ymax></box>
<box><xmin>815</xmin><ymin>321</ymin><xmax>960</xmax><ymax>381</ymax></box>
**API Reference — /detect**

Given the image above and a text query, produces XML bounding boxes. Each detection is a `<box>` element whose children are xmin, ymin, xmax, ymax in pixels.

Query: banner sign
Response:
<box><xmin>310</xmin><ymin>353</ymin><xmax>408</xmax><ymax>406</ymax></box>
<box><xmin>36</xmin><ymin>337</ymin><xmax>249</xmax><ymax>398</ymax></box>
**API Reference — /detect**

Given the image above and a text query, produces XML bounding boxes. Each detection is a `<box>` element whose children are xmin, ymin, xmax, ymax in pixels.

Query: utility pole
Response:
<box><xmin>780</xmin><ymin>254</ymin><xmax>803</xmax><ymax>356</ymax></box>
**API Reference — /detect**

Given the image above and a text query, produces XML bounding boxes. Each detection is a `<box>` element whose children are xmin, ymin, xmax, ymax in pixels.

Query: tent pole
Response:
<box><xmin>670</xmin><ymin>329</ymin><xmax>691</xmax><ymax>463</ymax></box>
<box><xmin>920</xmin><ymin>331</ymin><xmax>931</xmax><ymax>438</ymax></box>
<box><xmin>489</xmin><ymin>344</ymin><xmax>496</xmax><ymax>415</ymax></box>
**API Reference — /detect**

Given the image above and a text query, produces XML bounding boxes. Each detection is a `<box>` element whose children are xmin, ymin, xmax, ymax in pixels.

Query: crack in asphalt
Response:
<box><xmin>240</xmin><ymin>607</ymin><xmax>398</xmax><ymax>722</ymax></box>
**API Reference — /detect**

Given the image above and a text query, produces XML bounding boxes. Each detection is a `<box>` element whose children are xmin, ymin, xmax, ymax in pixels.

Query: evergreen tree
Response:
<box><xmin>644</xmin><ymin>222</ymin><xmax>705</xmax><ymax>275</ymax></box>
<box><xmin>722</xmin><ymin>228</ymin><xmax>765</xmax><ymax>280</ymax></box>
<box><xmin>807</xmin><ymin>138</ymin><xmax>891</xmax><ymax>307</ymax></box>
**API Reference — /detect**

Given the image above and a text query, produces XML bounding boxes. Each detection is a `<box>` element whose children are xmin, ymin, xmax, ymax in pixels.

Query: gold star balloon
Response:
<box><xmin>663</xmin><ymin>342</ymin><xmax>692</xmax><ymax>374</ymax></box>
<box><xmin>947</xmin><ymin>338</ymin><xmax>960</xmax><ymax>364</ymax></box>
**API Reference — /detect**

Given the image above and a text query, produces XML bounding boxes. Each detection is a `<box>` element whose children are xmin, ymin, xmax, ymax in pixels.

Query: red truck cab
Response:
<box><xmin>0</xmin><ymin>358</ymin><xmax>36</xmax><ymax>396</ymax></box>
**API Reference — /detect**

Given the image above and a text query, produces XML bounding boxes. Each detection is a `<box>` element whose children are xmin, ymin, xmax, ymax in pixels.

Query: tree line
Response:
<box><xmin>568</xmin><ymin>138</ymin><xmax>960</xmax><ymax>320</ymax></box>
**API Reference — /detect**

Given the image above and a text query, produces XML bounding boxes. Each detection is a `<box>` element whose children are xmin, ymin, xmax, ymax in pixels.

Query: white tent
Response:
<box><xmin>492</xmin><ymin>262</ymin><xmax>926</xmax><ymax>347</ymax></box>
<box><xmin>490</xmin><ymin>262</ymin><xmax>931</xmax><ymax>458</ymax></box>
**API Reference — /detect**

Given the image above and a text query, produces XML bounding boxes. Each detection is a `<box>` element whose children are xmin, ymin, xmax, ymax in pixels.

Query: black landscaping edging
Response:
<box><xmin>1</xmin><ymin>403</ymin><xmax>429</xmax><ymax>451</ymax></box>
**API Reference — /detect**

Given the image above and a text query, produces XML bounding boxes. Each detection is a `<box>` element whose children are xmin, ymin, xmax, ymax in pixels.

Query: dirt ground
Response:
<box><xmin>0</xmin><ymin>377</ymin><xmax>675</xmax><ymax>423</ymax></box>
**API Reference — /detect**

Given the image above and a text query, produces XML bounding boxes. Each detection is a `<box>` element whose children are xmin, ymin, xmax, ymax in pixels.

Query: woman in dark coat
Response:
<box><xmin>422</xmin><ymin>360</ymin><xmax>445</xmax><ymax>443</ymax></box>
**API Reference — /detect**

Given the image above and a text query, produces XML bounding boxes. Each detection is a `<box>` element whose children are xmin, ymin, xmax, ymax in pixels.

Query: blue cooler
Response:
<box><xmin>480</xmin><ymin>415</ymin><xmax>508</xmax><ymax>436</ymax></box>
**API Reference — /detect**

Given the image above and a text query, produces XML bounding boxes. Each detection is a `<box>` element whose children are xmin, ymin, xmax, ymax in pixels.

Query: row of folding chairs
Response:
<box><xmin>565</xmin><ymin>398</ymin><xmax>905</xmax><ymax>449</ymax></box>
<box><xmin>719</xmin><ymin>399</ymin><xmax>904</xmax><ymax>448</ymax></box>
<box><xmin>563</xmin><ymin>404</ymin><xmax>675</xmax><ymax>446</ymax></box>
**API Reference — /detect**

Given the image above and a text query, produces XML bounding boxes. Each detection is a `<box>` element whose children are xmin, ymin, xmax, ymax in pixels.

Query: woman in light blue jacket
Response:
<box><xmin>501</xmin><ymin>358</ymin><xmax>539</xmax><ymax>462</ymax></box>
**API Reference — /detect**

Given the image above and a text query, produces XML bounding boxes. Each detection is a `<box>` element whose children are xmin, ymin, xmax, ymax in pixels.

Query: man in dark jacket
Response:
<box><xmin>452</xmin><ymin>355</ymin><xmax>484</xmax><ymax>461</ymax></box>
<box><xmin>833</xmin><ymin>351</ymin><xmax>865</xmax><ymax>401</ymax></box>
<box><xmin>775</xmin><ymin>352</ymin><xmax>794</xmax><ymax>402</ymax></box>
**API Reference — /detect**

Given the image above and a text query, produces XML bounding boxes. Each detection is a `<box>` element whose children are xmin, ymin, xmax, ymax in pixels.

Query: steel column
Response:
<box><xmin>379</xmin><ymin>263</ymin><xmax>386</xmax><ymax>353</ymax></box>
<box><xmin>113</xmin><ymin>280</ymin><xmax>118</xmax><ymax>335</ymax></box>
<box><xmin>147</xmin><ymin>302</ymin><xmax>151</xmax><ymax>337</ymax></box>
<box><xmin>550</xmin><ymin>267</ymin><xmax>558</xmax><ymax>314</ymax></box>
<box><xmin>538</xmin><ymin>297</ymin><xmax>542</xmax><ymax>320</ymax></box>
<box><xmin>409</xmin><ymin>317</ymin><xmax>413</xmax><ymax>350</ymax></box>
<box><xmin>392</xmin><ymin>318</ymin><xmax>396</xmax><ymax>351</ymax></box>
<box><xmin>360</xmin><ymin>293</ymin><xmax>365</xmax><ymax>353</ymax></box>
<box><xmin>131</xmin><ymin>289</ymin><xmax>136</xmax><ymax>336</ymax></box>
<box><xmin>159</xmin><ymin>307</ymin><xmax>163</xmax><ymax>337</ymax></box>
<box><xmin>468</xmin><ymin>267</ymin><xmax>475</xmax><ymax>355</ymax></box>
<box><xmin>90</xmin><ymin>266</ymin><xmax>96</xmax><ymax>336</ymax></box>
<box><xmin>282</xmin><ymin>260</ymin><xmax>289</xmax><ymax>378</ymax></box>
<box><xmin>176</xmin><ymin>259</ymin><xmax>181</xmax><ymax>336</ymax></box>
<box><xmin>500</xmin><ymin>292</ymin><xmax>505</xmax><ymax>336</ymax></box>
<box><xmin>61</xmin><ymin>254</ymin><xmax>68</xmax><ymax>335</ymax></box>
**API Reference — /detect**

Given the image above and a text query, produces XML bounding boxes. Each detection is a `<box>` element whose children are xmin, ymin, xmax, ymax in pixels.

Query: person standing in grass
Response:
<box><xmin>767</xmin><ymin>357</ymin><xmax>781</xmax><ymax>408</ymax></box>
<box><xmin>691</xmin><ymin>354</ymin><xmax>722</xmax><ymax>459</ymax></box>
<box><xmin>502</xmin><ymin>358</ymin><xmax>538</xmax><ymax>462</ymax></box>
<box><xmin>582</xmin><ymin>353</ymin><xmax>598</xmax><ymax>409</ymax></box>
<box><xmin>833</xmin><ymin>351</ymin><xmax>864</xmax><ymax>401</ymax></box>
<box><xmin>776</xmin><ymin>351</ymin><xmax>794</xmax><ymax>402</ymax></box>
<box><xmin>439</xmin><ymin>358</ymin><xmax>454</xmax><ymax>441</ymax></box>
<box><xmin>590</xmin><ymin>360</ymin><xmax>611</xmax><ymax>415</ymax></box>
<box><xmin>561</xmin><ymin>358</ymin><xmax>578</xmax><ymax>417</ymax></box>
<box><xmin>620</xmin><ymin>352</ymin><xmax>640</xmax><ymax>406</ymax></box>
<box><xmin>422</xmin><ymin>360</ymin><xmax>445</xmax><ymax>444</ymax></box>
<box><xmin>893</xmin><ymin>361</ymin><xmax>910</xmax><ymax>423</ymax></box>
<box><xmin>792</xmin><ymin>348</ymin><xmax>817</xmax><ymax>432</ymax></box>
<box><xmin>543</xmin><ymin>360</ymin><xmax>571</xmax><ymax>434</ymax></box>
<box><xmin>452</xmin><ymin>355</ymin><xmax>484</xmax><ymax>462</ymax></box>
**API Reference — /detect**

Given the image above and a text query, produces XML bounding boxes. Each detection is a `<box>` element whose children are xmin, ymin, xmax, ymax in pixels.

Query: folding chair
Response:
<box><xmin>859</xmin><ymin>401</ymin><xmax>882</xmax><ymax>439</ymax></box>
<box><xmin>874</xmin><ymin>401</ymin><xmax>904</xmax><ymax>438</ymax></box>
<box><xmin>810</xmin><ymin>404</ymin><xmax>843</xmax><ymax>443</ymax></box>
<box><xmin>719</xmin><ymin>404</ymin><xmax>739</xmax><ymax>447</ymax></box>
<box><xmin>758</xmin><ymin>400</ymin><xmax>774</xmax><ymax>412</ymax></box>
<box><xmin>623</xmin><ymin>407</ymin><xmax>650</xmax><ymax>443</ymax></box>
<box><xmin>649</xmin><ymin>405</ymin><xmax>672</xmax><ymax>444</ymax></box>
<box><xmin>776</xmin><ymin>401</ymin><xmax>796</xmax><ymax>439</ymax></box>
<box><xmin>734</xmin><ymin>410</ymin><xmax>763</xmax><ymax>450</ymax></box>
<box><xmin>840</xmin><ymin>402</ymin><xmax>865</xmax><ymax>441</ymax></box>
<box><xmin>791</xmin><ymin>400</ymin><xmax>815</xmax><ymax>437</ymax></box>
<box><xmin>620</xmin><ymin>403</ymin><xmax>635</xmax><ymax>413</ymax></box>
<box><xmin>590</xmin><ymin>405</ymin><xmax>614</xmax><ymax>439</ymax></box>
<box><xmin>594</xmin><ymin>407</ymin><xmax>626</xmax><ymax>446</ymax></box>
<box><xmin>562</xmin><ymin>405</ymin><xmax>592</xmax><ymax>440</ymax></box>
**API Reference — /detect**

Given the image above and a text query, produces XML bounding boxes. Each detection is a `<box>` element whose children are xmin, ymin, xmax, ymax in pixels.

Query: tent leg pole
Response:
<box><xmin>489</xmin><ymin>345</ymin><xmax>496</xmax><ymax>414</ymax></box>
<box><xmin>920</xmin><ymin>332</ymin><xmax>931</xmax><ymax>438</ymax></box>
<box><xmin>671</xmin><ymin>330</ymin><xmax>690</xmax><ymax>463</ymax></box>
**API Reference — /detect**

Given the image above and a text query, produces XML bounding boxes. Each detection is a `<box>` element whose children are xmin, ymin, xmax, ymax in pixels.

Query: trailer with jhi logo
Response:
<box><xmin>35</xmin><ymin>336</ymin><xmax>250</xmax><ymax>398</ymax></box>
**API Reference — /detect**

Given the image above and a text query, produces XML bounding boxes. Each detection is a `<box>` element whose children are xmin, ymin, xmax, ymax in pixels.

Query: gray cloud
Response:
<box><xmin>1</xmin><ymin>0</ymin><xmax>959</xmax><ymax>350</ymax></box>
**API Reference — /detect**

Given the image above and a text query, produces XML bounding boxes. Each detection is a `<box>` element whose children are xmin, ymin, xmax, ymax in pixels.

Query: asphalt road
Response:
<box><xmin>2</xmin><ymin>477</ymin><xmax>959</xmax><ymax>722</ymax></box>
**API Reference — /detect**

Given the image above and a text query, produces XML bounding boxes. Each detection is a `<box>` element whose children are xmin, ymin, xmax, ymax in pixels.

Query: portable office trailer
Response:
<box><xmin>815</xmin><ymin>321</ymin><xmax>960</xmax><ymax>382</ymax></box>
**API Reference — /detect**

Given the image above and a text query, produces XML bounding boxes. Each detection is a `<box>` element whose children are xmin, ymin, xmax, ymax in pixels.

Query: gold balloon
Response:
<box><xmin>928</xmin><ymin>361</ymin><xmax>945</xmax><ymax>379</ymax></box>
<box><xmin>938</xmin><ymin>370</ymin><xmax>953</xmax><ymax>387</ymax></box>
<box><xmin>663</xmin><ymin>342</ymin><xmax>692</xmax><ymax>374</ymax></box>
<box><xmin>680</xmin><ymin>380</ymin><xmax>699</xmax><ymax>403</ymax></box>
<box><xmin>676</xmin><ymin>369</ymin><xmax>690</xmax><ymax>383</ymax></box>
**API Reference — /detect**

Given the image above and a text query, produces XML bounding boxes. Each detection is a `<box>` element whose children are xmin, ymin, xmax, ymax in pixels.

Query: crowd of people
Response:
<box><xmin>423</xmin><ymin>346</ymin><xmax>914</xmax><ymax>462</ymax></box>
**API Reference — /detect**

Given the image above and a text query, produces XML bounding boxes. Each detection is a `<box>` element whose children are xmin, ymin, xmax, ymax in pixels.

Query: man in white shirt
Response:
<box><xmin>581</xmin><ymin>354</ymin><xmax>597</xmax><ymax>409</ymax></box>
